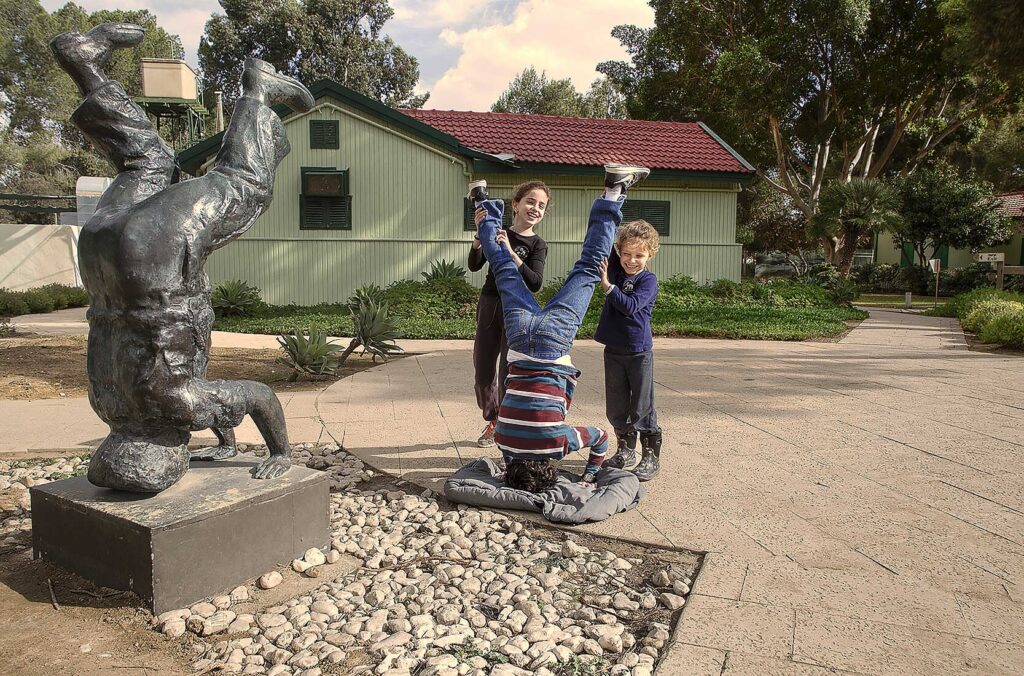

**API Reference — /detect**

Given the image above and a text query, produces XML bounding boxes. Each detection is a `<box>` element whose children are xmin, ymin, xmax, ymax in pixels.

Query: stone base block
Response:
<box><xmin>30</xmin><ymin>460</ymin><xmax>329</xmax><ymax>614</ymax></box>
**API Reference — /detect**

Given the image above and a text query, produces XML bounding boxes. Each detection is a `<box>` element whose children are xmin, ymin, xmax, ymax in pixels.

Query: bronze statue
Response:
<box><xmin>50</xmin><ymin>23</ymin><xmax>313</xmax><ymax>492</ymax></box>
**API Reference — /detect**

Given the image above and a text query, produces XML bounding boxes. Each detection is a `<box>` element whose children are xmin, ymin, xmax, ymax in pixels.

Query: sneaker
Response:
<box><xmin>604</xmin><ymin>163</ymin><xmax>651</xmax><ymax>192</ymax></box>
<box><xmin>466</xmin><ymin>180</ymin><xmax>489</xmax><ymax>204</ymax></box>
<box><xmin>477</xmin><ymin>420</ymin><xmax>496</xmax><ymax>447</ymax></box>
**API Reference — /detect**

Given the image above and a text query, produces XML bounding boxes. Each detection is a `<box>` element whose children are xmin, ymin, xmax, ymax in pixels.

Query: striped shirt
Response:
<box><xmin>495</xmin><ymin>358</ymin><xmax>609</xmax><ymax>472</ymax></box>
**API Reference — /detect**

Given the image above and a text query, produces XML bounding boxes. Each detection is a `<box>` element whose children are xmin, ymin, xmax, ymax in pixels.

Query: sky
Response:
<box><xmin>39</xmin><ymin>0</ymin><xmax>655</xmax><ymax>111</ymax></box>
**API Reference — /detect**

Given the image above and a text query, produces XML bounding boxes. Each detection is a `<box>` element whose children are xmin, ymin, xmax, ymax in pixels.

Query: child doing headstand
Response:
<box><xmin>469</xmin><ymin>164</ymin><xmax>650</xmax><ymax>491</ymax></box>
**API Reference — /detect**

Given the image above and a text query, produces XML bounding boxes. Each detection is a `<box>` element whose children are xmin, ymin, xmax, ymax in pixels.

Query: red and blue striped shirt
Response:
<box><xmin>495</xmin><ymin>358</ymin><xmax>608</xmax><ymax>473</ymax></box>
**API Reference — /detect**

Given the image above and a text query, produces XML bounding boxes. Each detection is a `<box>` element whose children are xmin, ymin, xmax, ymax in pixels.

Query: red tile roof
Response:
<box><xmin>997</xmin><ymin>191</ymin><xmax>1024</xmax><ymax>220</ymax></box>
<box><xmin>398</xmin><ymin>109</ymin><xmax>753</xmax><ymax>175</ymax></box>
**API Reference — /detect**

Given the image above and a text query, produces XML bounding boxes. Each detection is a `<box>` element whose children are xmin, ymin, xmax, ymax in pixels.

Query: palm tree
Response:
<box><xmin>810</xmin><ymin>178</ymin><xmax>902</xmax><ymax>275</ymax></box>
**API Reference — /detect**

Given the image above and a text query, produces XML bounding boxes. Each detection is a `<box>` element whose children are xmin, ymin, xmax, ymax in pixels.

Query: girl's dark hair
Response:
<box><xmin>511</xmin><ymin>180</ymin><xmax>551</xmax><ymax>205</ymax></box>
<box><xmin>505</xmin><ymin>459</ymin><xmax>559</xmax><ymax>492</ymax></box>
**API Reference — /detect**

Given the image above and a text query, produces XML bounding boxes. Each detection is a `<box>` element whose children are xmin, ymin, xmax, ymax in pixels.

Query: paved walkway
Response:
<box><xmin>4</xmin><ymin>308</ymin><xmax>1024</xmax><ymax>674</ymax></box>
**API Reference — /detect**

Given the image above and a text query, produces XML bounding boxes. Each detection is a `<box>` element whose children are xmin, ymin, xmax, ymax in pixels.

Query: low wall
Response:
<box><xmin>0</xmin><ymin>224</ymin><xmax>81</xmax><ymax>290</ymax></box>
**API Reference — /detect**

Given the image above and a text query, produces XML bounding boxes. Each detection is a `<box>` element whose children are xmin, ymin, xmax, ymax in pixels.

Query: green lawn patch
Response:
<box><xmin>214</xmin><ymin>276</ymin><xmax>866</xmax><ymax>342</ymax></box>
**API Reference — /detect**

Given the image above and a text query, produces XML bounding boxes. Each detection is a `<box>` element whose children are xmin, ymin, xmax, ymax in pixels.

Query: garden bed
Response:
<box><xmin>1</xmin><ymin>447</ymin><xmax>702</xmax><ymax>676</ymax></box>
<box><xmin>0</xmin><ymin>335</ymin><xmax>400</xmax><ymax>400</ymax></box>
<box><xmin>214</xmin><ymin>276</ymin><xmax>867</xmax><ymax>343</ymax></box>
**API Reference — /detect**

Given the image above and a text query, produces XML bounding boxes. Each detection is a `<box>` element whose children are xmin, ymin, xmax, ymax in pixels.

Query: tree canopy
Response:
<box><xmin>199</xmin><ymin>0</ymin><xmax>427</xmax><ymax>112</ymax></box>
<box><xmin>0</xmin><ymin>0</ymin><xmax>183</xmax><ymax>221</ymax></box>
<box><xmin>599</xmin><ymin>0</ymin><xmax>1023</xmax><ymax>233</ymax></box>
<box><xmin>891</xmin><ymin>166</ymin><xmax>1013</xmax><ymax>267</ymax></box>
<box><xmin>491</xmin><ymin>67</ymin><xmax>626</xmax><ymax>119</ymax></box>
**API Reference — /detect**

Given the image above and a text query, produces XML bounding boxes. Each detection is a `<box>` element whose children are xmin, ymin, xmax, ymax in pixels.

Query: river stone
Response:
<box><xmin>658</xmin><ymin>593</ymin><xmax>686</xmax><ymax>610</ymax></box>
<box><xmin>259</xmin><ymin>572</ymin><xmax>283</xmax><ymax>589</ymax></box>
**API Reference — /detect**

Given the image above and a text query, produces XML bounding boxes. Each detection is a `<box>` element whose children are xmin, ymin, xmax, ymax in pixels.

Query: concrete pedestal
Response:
<box><xmin>30</xmin><ymin>460</ymin><xmax>329</xmax><ymax>614</ymax></box>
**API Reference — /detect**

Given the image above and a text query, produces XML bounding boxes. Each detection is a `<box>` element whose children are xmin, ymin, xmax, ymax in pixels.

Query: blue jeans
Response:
<box><xmin>478</xmin><ymin>197</ymin><xmax>623</xmax><ymax>360</ymax></box>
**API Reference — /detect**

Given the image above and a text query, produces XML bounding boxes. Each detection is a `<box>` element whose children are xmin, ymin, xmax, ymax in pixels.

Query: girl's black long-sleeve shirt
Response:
<box><xmin>468</xmin><ymin>230</ymin><xmax>548</xmax><ymax>295</ymax></box>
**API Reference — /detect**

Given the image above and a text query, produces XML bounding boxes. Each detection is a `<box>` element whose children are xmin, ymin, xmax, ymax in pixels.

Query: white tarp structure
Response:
<box><xmin>0</xmin><ymin>223</ymin><xmax>81</xmax><ymax>290</ymax></box>
<box><xmin>0</xmin><ymin>176</ymin><xmax>111</xmax><ymax>290</ymax></box>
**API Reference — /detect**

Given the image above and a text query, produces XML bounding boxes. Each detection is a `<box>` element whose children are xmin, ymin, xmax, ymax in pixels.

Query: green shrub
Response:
<box><xmin>980</xmin><ymin>306</ymin><xmax>1024</xmax><ymax>348</ymax></box>
<box><xmin>347</xmin><ymin>283</ymin><xmax>386</xmax><ymax>310</ymax></box>
<box><xmin>942</xmin><ymin>263</ymin><xmax>994</xmax><ymax>295</ymax></box>
<box><xmin>349</xmin><ymin>300</ymin><xmax>403</xmax><ymax>361</ymax></box>
<box><xmin>277</xmin><ymin>328</ymin><xmax>344</xmax><ymax>379</ymax></box>
<box><xmin>212</xmin><ymin>280</ymin><xmax>263</xmax><ymax>317</ymax></box>
<box><xmin>708</xmin><ymin>278</ymin><xmax>741</xmax><ymax>299</ymax></box>
<box><xmin>0</xmin><ymin>317</ymin><xmax>14</xmax><ymax>337</ymax></box>
<box><xmin>21</xmin><ymin>289</ymin><xmax>55</xmax><ymax>314</ymax></box>
<box><xmin>422</xmin><ymin>259</ymin><xmax>467</xmax><ymax>282</ymax></box>
<box><xmin>0</xmin><ymin>289</ymin><xmax>30</xmax><ymax>318</ymax></box>
<box><xmin>801</xmin><ymin>264</ymin><xmax>859</xmax><ymax>305</ymax></box>
<box><xmin>931</xmin><ymin>287</ymin><xmax>1024</xmax><ymax>320</ymax></box>
<box><xmin>962</xmin><ymin>299</ymin><xmax>1024</xmax><ymax>334</ymax></box>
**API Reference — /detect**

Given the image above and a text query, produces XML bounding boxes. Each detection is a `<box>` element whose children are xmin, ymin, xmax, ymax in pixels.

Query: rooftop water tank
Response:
<box><xmin>140</xmin><ymin>58</ymin><xmax>199</xmax><ymax>100</ymax></box>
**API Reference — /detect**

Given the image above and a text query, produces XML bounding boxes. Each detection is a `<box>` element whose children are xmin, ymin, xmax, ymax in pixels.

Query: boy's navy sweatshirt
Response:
<box><xmin>594</xmin><ymin>249</ymin><xmax>658</xmax><ymax>353</ymax></box>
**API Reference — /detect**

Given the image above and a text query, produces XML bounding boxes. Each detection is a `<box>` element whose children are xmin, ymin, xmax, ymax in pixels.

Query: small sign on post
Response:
<box><xmin>975</xmin><ymin>252</ymin><xmax>1008</xmax><ymax>289</ymax></box>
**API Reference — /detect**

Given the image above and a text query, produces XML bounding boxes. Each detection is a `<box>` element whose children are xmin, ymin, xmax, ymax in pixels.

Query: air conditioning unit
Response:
<box><xmin>140</xmin><ymin>58</ymin><xmax>199</xmax><ymax>100</ymax></box>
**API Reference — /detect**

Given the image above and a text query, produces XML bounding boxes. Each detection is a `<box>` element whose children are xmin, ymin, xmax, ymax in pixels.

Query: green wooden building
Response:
<box><xmin>872</xmin><ymin>191</ymin><xmax>1024</xmax><ymax>269</ymax></box>
<box><xmin>178</xmin><ymin>80</ymin><xmax>755</xmax><ymax>305</ymax></box>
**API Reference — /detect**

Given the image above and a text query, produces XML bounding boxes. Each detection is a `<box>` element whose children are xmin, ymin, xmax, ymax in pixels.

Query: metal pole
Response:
<box><xmin>215</xmin><ymin>91</ymin><xmax>224</xmax><ymax>133</ymax></box>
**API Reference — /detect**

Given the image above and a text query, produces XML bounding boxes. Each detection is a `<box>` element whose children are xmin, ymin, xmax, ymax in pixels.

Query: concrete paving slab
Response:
<box><xmin>5</xmin><ymin>307</ymin><xmax>1024</xmax><ymax>674</ymax></box>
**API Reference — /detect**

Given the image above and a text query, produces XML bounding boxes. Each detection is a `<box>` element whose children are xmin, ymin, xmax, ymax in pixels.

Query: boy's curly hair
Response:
<box><xmin>505</xmin><ymin>459</ymin><xmax>559</xmax><ymax>492</ymax></box>
<box><xmin>615</xmin><ymin>220</ymin><xmax>660</xmax><ymax>258</ymax></box>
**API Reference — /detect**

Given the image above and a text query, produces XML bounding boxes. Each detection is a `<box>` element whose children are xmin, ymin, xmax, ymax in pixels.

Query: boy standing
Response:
<box><xmin>469</xmin><ymin>164</ymin><xmax>650</xmax><ymax>490</ymax></box>
<box><xmin>595</xmin><ymin>222</ymin><xmax>662</xmax><ymax>481</ymax></box>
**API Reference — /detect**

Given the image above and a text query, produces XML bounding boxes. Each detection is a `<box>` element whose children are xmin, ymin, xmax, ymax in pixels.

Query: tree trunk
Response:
<box><xmin>836</xmin><ymin>227</ymin><xmax>860</xmax><ymax>276</ymax></box>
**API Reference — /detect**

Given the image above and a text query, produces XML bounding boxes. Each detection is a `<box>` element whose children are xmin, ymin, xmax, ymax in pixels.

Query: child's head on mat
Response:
<box><xmin>505</xmin><ymin>458</ymin><xmax>559</xmax><ymax>492</ymax></box>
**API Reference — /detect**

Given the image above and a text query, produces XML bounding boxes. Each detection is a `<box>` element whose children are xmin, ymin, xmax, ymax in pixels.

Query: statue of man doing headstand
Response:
<box><xmin>50</xmin><ymin>23</ymin><xmax>314</xmax><ymax>492</ymax></box>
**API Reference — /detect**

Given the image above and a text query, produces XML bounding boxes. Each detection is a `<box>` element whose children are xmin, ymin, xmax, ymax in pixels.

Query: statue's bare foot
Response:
<box><xmin>253</xmin><ymin>455</ymin><xmax>291</xmax><ymax>479</ymax></box>
<box><xmin>190</xmin><ymin>445</ymin><xmax>238</xmax><ymax>461</ymax></box>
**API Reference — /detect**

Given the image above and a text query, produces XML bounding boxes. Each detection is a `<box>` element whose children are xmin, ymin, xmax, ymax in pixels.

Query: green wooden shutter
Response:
<box><xmin>900</xmin><ymin>242</ymin><xmax>915</xmax><ymax>267</ymax></box>
<box><xmin>309</xmin><ymin>120</ymin><xmax>339</xmax><ymax>149</ymax></box>
<box><xmin>464</xmin><ymin>198</ymin><xmax>475</xmax><ymax>231</ymax></box>
<box><xmin>620</xmin><ymin>200</ymin><xmax>670</xmax><ymax>236</ymax></box>
<box><xmin>327</xmin><ymin>196</ymin><xmax>351</xmax><ymax>229</ymax></box>
<box><xmin>302</xmin><ymin>197</ymin><xmax>326</xmax><ymax>229</ymax></box>
<box><xmin>463</xmin><ymin>198</ymin><xmax>514</xmax><ymax>230</ymax></box>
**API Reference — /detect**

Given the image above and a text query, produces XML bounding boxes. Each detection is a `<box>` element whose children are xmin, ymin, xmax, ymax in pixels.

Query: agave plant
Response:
<box><xmin>277</xmin><ymin>328</ymin><xmax>344</xmax><ymax>380</ymax></box>
<box><xmin>212</xmin><ymin>280</ymin><xmax>263</xmax><ymax>316</ymax></box>
<box><xmin>347</xmin><ymin>283</ymin><xmax>386</xmax><ymax>311</ymax></box>
<box><xmin>421</xmin><ymin>259</ymin><xmax>467</xmax><ymax>282</ymax></box>
<box><xmin>341</xmin><ymin>300</ymin><xmax>403</xmax><ymax>362</ymax></box>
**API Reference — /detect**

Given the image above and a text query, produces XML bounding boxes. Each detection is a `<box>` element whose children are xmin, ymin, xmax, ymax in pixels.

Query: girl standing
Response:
<box><xmin>467</xmin><ymin>180</ymin><xmax>550</xmax><ymax>446</ymax></box>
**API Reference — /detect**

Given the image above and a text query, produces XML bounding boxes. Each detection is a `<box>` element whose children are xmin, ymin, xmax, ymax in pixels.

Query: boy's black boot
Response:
<box><xmin>632</xmin><ymin>430</ymin><xmax>662</xmax><ymax>482</ymax></box>
<box><xmin>604</xmin><ymin>431</ymin><xmax>638</xmax><ymax>469</ymax></box>
<box><xmin>467</xmin><ymin>180</ymin><xmax>489</xmax><ymax>205</ymax></box>
<box><xmin>604</xmin><ymin>163</ymin><xmax>651</xmax><ymax>193</ymax></box>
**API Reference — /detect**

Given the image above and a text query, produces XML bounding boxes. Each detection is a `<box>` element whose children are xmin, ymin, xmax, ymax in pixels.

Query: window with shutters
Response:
<box><xmin>620</xmin><ymin>200</ymin><xmax>670</xmax><ymax>236</ymax></box>
<box><xmin>309</xmin><ymin>120</ymin><xmax>339</xmax><ymax>149</ymax></box>
<box><xmin>300</xmin><ymin>167</ymin><xmax>351</xmax><ymax>230</ymax></box>
<box><xmin>463</xmin><ymin>198</ymin><xmax>514</xmax><ymax>231</ymax></box>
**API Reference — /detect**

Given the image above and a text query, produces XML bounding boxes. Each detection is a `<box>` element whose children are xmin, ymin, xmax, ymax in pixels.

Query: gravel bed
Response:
<box><xmin>0</xmin><ymin>444</ymin><xmax>697</xmax><ymax>675</ymax></box>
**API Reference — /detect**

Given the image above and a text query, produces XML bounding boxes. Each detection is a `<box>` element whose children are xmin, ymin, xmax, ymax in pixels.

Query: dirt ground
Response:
<box><xmin>0</xmin><ymin>335</ymin><xmax>400</xmax><ymax>400</ymax></box>
<box><xmin>0</xmin><ymin>549</ymin><xmax>195</xmax><ymax>675</ymax></box>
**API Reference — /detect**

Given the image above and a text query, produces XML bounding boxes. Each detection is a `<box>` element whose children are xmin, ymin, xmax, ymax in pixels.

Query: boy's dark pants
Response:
<box><xmin>604</xmin><ymin>348</ymin><xmax>659</xmax><ymax>437</ymax></box>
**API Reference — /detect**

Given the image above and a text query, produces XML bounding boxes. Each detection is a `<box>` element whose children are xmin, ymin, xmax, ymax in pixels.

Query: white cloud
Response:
<box><xmin>424</xmin><ymin>0</ymin><xmax>654</xmax><ymax>111</ymax></box>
